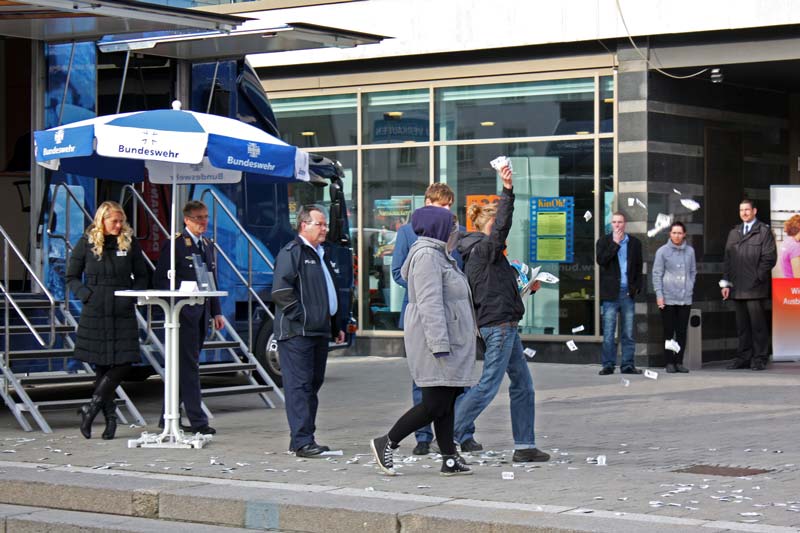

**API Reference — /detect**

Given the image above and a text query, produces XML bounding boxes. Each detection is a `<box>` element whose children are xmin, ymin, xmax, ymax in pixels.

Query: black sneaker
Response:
<box><xmin>512</xmin><ymin>448</ymin><xmax>551</xmax><ymax>463</ymax></box>
<box><xmin>620</xmin><ymin>366</ymin><xmax>643</xmax><ymax>375</ymax></box>
<box><xmin>665</xmin><ymin>363</ymin><xmax>677</xmax><ymax>373</ymax></box>
<box><xmin>459</xmin><ymin>438</ymin><xmax>484</xmax><ymax>453</ymax></box>
<box><xmin>675</xmin><ymin>364</ymin><xmax>690</xmax><ymax>373</ymax></box>
<box><xmin>412</xmin><ymin>441</ymin><xmax>430</xmax><ymax>455</ymax></box>
<box><xmin>598</xmin><ymin>367</ymin><xmax>614</xmax><ymax>375</ymax></box>
<box><xmin>370</xmin><ymin>435</ymin><xmax>397</xmax><ymax>476</ymax></box>
<box><xmin>440</xmin><ymin>454</ymin><xmax>472</xmax><ymax>476</ymax></box>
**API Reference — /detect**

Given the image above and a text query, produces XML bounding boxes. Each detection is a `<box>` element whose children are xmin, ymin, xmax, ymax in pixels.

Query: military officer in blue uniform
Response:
<box><xmin>154</xmin><ymin>200</ymin><xmax>224</xmax><ymax>435</ymax></box>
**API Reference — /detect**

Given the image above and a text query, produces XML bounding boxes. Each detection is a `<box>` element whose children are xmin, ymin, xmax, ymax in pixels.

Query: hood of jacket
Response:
<box><xmin>400</xmin><ymin>236</ymin><xmax>448</xmax><ymax>281</ymax></box>
<box><xmin>666</xmin><ymin>239</ymin><xmax>687</xmax><ymax>251</ymax></box>
<box><xmin>456</xmin><ymin>231</ymin><xmax>486</xmax><ymax>263</ymax></box>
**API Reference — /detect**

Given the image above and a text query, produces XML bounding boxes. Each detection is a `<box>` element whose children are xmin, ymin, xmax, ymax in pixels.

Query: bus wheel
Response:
<box><xmin>254</xmin><ymin>319</ymin><xmax>282</xmax><ymax>388</ymax></box>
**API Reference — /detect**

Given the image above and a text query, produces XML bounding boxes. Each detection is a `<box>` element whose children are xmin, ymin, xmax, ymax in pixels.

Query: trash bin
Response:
<box><xmin>684</xmin><ymin>308</ymin><xmax>702</xmax><ymax>370</ymax></box>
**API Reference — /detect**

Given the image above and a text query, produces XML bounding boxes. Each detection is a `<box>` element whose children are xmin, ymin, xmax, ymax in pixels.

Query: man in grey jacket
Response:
<box><xmin>721</xmin><ymin>199</ymin><xmax>777</xmax><ymax>371</ymax></box>
<box><xmin>272</xmin><ymin>206</ymin><xmax>346</xmax><ymax>457</ymax></box>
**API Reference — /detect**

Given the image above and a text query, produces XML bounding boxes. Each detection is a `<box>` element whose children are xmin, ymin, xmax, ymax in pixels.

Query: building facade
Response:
<box><xmin>250</xmin><ymin>1</ymin><xmax>800</xmax><ymax>365</ymax></box>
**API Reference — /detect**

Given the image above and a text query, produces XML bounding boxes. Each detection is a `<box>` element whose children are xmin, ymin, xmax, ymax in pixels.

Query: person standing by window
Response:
<box><xmin>67</xmin><ymin>201</ymin><xmax>149</xmax><ymax>439</ymax></box>
<box><xmin>652</xmin><ymin>222</ymin><xmax>696</xmax><ymax>373</ymax></box>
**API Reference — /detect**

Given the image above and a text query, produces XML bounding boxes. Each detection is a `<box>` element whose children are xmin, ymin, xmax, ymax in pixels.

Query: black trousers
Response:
<box><xmin>733</xmin><ymin>298</ymin><xmax>770</xmax><ymax>363</ymax></box>
<box><xmin>660</xmin><ymin>305</ymin><xmax>690</xmax><ymax>365</ymax></box>
<box><xmin>94</xmin><ymin>364</ymin><xmax>131</xmax><ymax>401</ymax></box>
<box><xmin>278</xmin><ymin>335</ymin><xmax>329</xmax><ymax>451</ymax></box>
<box><xmin>388</xmin><ymin>386</ymin><xmax>462</xmax><ymax>456</ymax></box>
<box><xmin>177</xmin><ymin>311</ymin><xmax>208</xmax><ymax>426</ymax></box>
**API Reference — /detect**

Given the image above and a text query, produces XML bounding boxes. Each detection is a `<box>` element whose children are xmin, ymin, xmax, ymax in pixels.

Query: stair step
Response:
<box><xmin>17</xmin><ymin>372</ymin><xmax>96</xmax><ymax>385</ymax></box>
<box><xmin>0</xmin><ymin>293</ymin><xmax>62</xmax><ymax>309</ymax></box>
<box><xmin>203</xmin><ymin>340</ymin><xmax>240</xmax><ymax>350</ymax></box>
<box><xmin>4</xmin><ymin>324</ymin><xmax>75</xmax><ymax>334</ymax></box>
<box><xmin>201</xmin><ymin>384</ymin><xmax>272</xmax><ymax>397</ymax></box>
<box><xmin>198</xmin><ymin>362</ymin><xmax>257</xmax><ymax>375</ymax></box>
<box><xmin>0</xmin><ymin>503</ymin><xmax>255</xmax><ymax>532</ymax></box>
<box><xmin>16</xmin><ymin>397</ymin><xmax>124</xmax><ymax>411</ymax></box>
<box><xmin>5</xmin><ymin>348</ymin><xmax>74</xmax><ymax>360</ymax></box>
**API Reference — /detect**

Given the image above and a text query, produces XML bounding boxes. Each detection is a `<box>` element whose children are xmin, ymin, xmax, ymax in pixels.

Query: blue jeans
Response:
<box><xmin>601</xmin><ymin>289</ymin><xmax>636</xmax><ymax>369</ymax></box>
<box><xmin>453</xmin><ymin>325</ymin><xmax>536</xmax><ymax>449</ymax></box>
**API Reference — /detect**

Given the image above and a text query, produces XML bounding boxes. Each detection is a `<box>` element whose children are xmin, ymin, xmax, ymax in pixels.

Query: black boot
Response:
<box><xmin>78</xmin><ymin>396</ymin><xmax>104</xmax><ymax>439</ymax></box>
<box><xmin>101</xmin><ymin>401</ymin><xmax>118</xmax><ymax>440</ymax></box>
<box><xmin>78</xmin><ymin>375</ymin><xmax>116</xmax><ymax>439</ymax></box>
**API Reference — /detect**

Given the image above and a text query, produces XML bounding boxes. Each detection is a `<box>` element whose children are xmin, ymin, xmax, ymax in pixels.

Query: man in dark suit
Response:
<box><xmin>154</xmin><ymin>200</ymin><xmax>224</xmax><ymax>434</ymax></box>
<box><xmin>721</xmin><ymin>199</ymin><xmax>777</xmax><ymax>371</ymax></box>
<box><xmin>596</xmin><ymin>211</ymin><xmax>644</xmax><ymax>375</ymax></box>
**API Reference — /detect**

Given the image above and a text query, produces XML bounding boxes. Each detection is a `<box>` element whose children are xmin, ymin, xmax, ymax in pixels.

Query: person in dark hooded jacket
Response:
<box><xmin>67</xmin><ymin>201</ymin><xmax>149</xmax><ymax>440</ymax></box>
<box><xmin>452</xmin><ymin>165</ymin><xmax>550</xmax><ymax>464</ymax></box>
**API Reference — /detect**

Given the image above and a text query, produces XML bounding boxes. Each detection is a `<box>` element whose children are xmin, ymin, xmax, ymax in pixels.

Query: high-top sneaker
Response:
<box><xmin>440</xmin><ymin>454</ymin><xmax>473</xmax><ymax>476</ymax></box>
<box><xmin>370</xmin><ymin>435</ymin><xmax>398</xmax><ymax>476</ymax></box>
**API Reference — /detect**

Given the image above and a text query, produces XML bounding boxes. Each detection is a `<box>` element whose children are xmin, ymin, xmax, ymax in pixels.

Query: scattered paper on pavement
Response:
<box><xmin>502</xmin><ymin>471</ymin><xmax>515</xmax><ymax>480</ymax></box>
<box><xmin>621</xmin><ymin>378</ymin><xmax>630</xmax><ymax>387</ymax></box>
<box><xmin>673</xmin><ymin>188</ymin><xmax>682</xmax><ymax>195</ymax></box>
<box><xmin>320</xmin><ymin>450</ymin><xmax>343</xmax><ymax>456</ymax></box>
<box><xmin>644</xmin><ymin>369</ymin><xmax>658</xmax><ymax>380</ymax></box>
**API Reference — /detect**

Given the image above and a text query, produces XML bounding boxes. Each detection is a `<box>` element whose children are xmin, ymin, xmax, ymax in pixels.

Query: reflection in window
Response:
<box><xmin>437</xmin><ymin>140</ymin><xmax>596</xmax><ymax>335</ymax></box>
<box><xmin>436</xmin><ymin>78</ymin><xmax>595</xmax><ymax>141</ymax></box>
<box><xmin>362</xmin><ymin>90</ymin><xmax>429</xmax><ymax>144</ymax></box>
<box><xmin>361</xmin><ymin>147</ymin><xmax>429</xmax><ymax>331</ymax></box>
<box><xmin>272</xmin><ymin>94</ymin><xmax>357</xmax><ymax>147</ymax></box>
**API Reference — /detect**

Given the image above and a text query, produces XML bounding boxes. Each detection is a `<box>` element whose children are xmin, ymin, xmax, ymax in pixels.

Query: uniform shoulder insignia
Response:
<box><xmin>184</xmin><ymin>237</ymin><xmax>193</xmax><ymax>247</ymax></box>
<box><xmin>284</xmin><ymin>240</ymin><xmax>298</xmax><ymax>251</ymax></box>
<box><xmin>174</xmin><ymin>233</ymin><xmax>182</xmax><ymax>238</ymax></box>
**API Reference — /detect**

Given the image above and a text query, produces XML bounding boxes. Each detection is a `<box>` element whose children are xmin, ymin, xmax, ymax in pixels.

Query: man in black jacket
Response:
<box><xmin>272</xmin><ymin>206</ymin><xmax>346</xmax><ymax>457</ymax></box>
<box><xmin>596</xmin><ymin>211</ymin><xmax>643</xmax><ymax>375</ymax></box>
<box><xmin>721</xmin><ymin>199</ymin><xmax>777</xmax><ymax>371</ymax></box>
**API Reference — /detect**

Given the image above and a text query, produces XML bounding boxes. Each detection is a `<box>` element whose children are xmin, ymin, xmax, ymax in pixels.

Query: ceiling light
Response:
<box><xmin>480</xmin><ymin>121</ymin><xmax>495</xmax><ymax>127</ymax></box>
<box><xmin>385</xmin><ymin>111</ymin><xmax>403</xmax><ymax>118</ymax></box>
<box><xmin>603</xmin><ymin>97</ymin><xmax>614</xmax><ymax>103</ymax></box>
<box><xmin>301</xmin><ymin>131</ymin><xmax>316</xmax><ymax>136</ymax></box>
<box><xmin>711</xmin><ymin>68</ymin><xmax>723</xmax><ymax>84</ymax></box>
<box><xmin>575</xmin><ymin>131</ymin><xmax>590</xmax><ymax>135</ymax></box>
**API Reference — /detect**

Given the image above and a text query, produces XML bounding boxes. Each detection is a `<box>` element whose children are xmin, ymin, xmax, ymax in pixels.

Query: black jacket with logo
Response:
<box><xmin>723</xmin><ymin>219</ymin><xmax>777</xmax><ymax>300</ymax></box>
<box><xmin>272</xmin><ymin>236</ymin><xmax>344</xmax><ymax>340</ymax></box>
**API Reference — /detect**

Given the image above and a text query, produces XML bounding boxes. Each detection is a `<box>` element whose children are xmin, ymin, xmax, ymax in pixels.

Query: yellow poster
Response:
<box><xmin>536</xmin><ymin>238</ymin><xmax>567</xmax><ymax>261</ymax></box>
<box><xmin>537</xmin><ymin>211</ymin><xmax>567</xmax><ymax>236</ymax></box>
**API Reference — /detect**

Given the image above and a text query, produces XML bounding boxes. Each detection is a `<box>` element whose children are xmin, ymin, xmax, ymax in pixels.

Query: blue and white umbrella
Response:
<box><xmin>33</xmin><ymin>101</ymin><xmax>310</xmax><ymax>289</ymax></box>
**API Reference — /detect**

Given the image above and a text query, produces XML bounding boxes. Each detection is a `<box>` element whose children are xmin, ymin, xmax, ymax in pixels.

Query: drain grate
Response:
<box><xmin>673</xmin><ymin>465</ymin><xmax>773</xmax><ymax>477</ymax></box>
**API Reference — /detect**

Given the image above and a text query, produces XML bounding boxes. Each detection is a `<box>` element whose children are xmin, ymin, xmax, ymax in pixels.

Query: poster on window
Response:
<box><xmin>770</xmin><ymin>185</ymin><xmax>800</xmax><ymax>361</ymax></box>
<box><xmin>529</xmin><ymin>196</ymin><xmax>574</xmax><ymax>263</ymax></box>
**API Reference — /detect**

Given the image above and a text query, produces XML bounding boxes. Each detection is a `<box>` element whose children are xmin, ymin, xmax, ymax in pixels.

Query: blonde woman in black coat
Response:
<box><xmin>66</xmin><ymin>201</ymin><xmax>149</xmax><ymax>439</ymax></box>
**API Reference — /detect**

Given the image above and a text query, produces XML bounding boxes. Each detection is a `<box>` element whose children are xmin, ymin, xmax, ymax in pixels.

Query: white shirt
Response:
<box><xmin>298</xmin><ymin>235</ymin><xmax>338</xmax><ymax>316</ymax></box>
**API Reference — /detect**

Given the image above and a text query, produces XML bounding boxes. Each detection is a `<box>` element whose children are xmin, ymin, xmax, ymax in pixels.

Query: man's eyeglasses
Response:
<box><xmin>308</xmin><ymin>221</ymin><xmax>328</xmax><ymax>228</ymax></box>
<box><xmin>187</xmin><ymin>215</ymin><xmax>210</xmax><ymax>221</ymax></box>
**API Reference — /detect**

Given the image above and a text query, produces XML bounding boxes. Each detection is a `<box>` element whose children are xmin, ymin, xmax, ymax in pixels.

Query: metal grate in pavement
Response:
<box><xmin>673</xmin><ymin>464</ymin><xmax>773</xmax><ymax>477</ymax></box>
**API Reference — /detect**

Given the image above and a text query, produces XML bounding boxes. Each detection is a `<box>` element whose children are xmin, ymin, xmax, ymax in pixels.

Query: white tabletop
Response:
<box><xmin>115</xmin><ymin>290</ymin><xmax>227</xmax><ymax>298</ymax></box>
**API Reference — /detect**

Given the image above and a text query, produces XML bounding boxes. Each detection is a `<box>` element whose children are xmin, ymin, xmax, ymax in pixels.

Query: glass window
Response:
<box><xmin>435</xmin><ymin>78</ymin><xmax>595</xmax><ymax>141</ymax></box>
<box><xmin>272</xmin><ymin>94</ymin><xmax>357</xmax><ymax>148</ymax></box>
<box><xmin>436</xmin><ymin>140</ymin><xmax>596</xmax><ymax>336</ymax></box>
<box><xmin>600</xmin><ymin>76</ymin><xmax>614</xmax><ymax>133</ymax></box>
<box><xmin>360</xmin><ymin>147</ymin><xmax>429</xmax><ymax>331</ymax></box>
<box><xmin>362</xmin><ymin>89</ymin><xmax>429</xmax><ymax>144</ymax></box>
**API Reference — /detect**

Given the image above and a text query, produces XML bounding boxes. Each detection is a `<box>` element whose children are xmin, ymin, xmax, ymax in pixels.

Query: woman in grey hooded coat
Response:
<box><xmin>652</xmin><ymin>221</ymin><xmax>697</xmax><ymax>373</ymax></box>
<box><xmin>371</xmin><ymin>205</ymin><xmax>478</xmax><ymax>477</ymax></box>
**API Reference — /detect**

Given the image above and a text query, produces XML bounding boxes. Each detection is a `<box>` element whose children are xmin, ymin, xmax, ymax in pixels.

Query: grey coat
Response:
<box><xmin>401</xmin><ymin>237</ymin><xmax>478</xmax><ymax>388</ymax></box>
<box><xmin>652</xmin><ymin>240</ymin><xmax>697</xmax><ymax>305</ymax></box>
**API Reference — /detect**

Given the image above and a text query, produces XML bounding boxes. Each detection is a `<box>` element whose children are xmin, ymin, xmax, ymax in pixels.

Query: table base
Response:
<box><xmin>127</xmin><ymin>430</ymin><xmax>212</xmax><ymax>449</ymax></box>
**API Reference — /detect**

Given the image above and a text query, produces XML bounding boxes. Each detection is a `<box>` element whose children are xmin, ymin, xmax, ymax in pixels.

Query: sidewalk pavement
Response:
<box><xmin>1</xmin><ymin>357</ymin><xmax>799</xmax><ymax>532</ymax></box>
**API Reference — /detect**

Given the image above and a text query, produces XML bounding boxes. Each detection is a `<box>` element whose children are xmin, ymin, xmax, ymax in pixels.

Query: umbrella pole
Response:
<box><xmin>167</xmin><ymin>166</ymin><xmax>179</xmax><ymax>439</ymax></box>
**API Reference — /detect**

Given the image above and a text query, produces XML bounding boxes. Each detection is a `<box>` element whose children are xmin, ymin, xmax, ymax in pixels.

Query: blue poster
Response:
<box><xmin>529</xmin><ymin>196</ymin><xmax>574</xmax><ymax>263</ymax></box>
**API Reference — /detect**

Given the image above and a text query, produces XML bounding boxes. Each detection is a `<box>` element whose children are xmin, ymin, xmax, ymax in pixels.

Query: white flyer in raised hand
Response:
<box><xmin>490</xmin><ymin>156</ymin><xmax>511</xmax><ymax>171</ymax></box>
<box><xmin>534</xmin><ymin>271</ymin><xmax>560</xmax><ymax>284</ymax></box>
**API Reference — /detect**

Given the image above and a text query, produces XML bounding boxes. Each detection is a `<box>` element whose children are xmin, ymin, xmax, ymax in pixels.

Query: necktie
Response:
<box><xmin>197</xmin><ymin>238</ymin><xmax>205</xmax><ymax>254</ymax></box>
<box><xmin>743</xmin><ymin>224</ymin><xmax>750</xmax><ymax>235</ymax></box>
